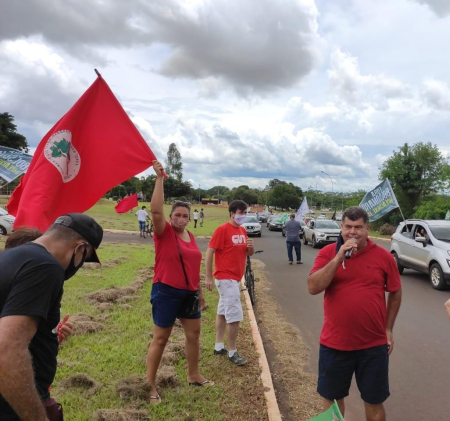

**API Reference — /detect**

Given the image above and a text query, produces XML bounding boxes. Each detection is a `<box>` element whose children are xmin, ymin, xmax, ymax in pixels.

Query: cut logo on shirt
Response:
<box><xmin>231</xmin><ymin>234</ymin><xmax>246</xmax><ymax>245</ymax></box>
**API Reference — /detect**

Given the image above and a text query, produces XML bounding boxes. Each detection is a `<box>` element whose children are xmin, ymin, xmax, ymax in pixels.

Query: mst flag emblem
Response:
<box><xmin>44</xmin><ymin>130</ymin><xmax>80</xmax><ymax>182</ymax></box>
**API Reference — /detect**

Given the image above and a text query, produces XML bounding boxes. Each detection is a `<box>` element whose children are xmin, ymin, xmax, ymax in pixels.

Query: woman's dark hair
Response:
<box><xmin>342</xmin><ymin>206</ymin><xmax>369</xmax><ymax>225</ymax></box>
<box><xmin>229</xmin><ymin>200</ymin><xmax>248</xmax><ymax>216</ymax></box>
<box><xmin>170</xmin><ymin>201</ymin><xmax>191</xmax><ymax>217</ymax></box>
<box><xmin>5</xmin><ymin>228</ymin><xmax>43</xmax><ymax>249</ymax></box>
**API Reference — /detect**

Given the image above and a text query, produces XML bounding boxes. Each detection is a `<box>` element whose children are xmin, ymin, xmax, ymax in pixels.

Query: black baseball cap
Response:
<box><xmin>53</xmin><ymin>213</ymin><xmax>103</xmax><ymax>263</ymax></box>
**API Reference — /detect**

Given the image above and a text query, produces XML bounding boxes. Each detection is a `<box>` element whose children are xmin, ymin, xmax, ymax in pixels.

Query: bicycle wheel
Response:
<box><xmin>247</xmin><ymin>270</ymin><xmax>256</xmax><ymax>306</ymax></box>
<box><xmin>142</xmin><ymin>227</ymin><xmax>147</xmax><ymax>239</ymax></box>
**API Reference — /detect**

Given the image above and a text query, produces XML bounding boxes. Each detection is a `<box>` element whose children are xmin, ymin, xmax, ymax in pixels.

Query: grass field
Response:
<box><xmin>51</xmin><ymin>243</ymin><xmax>267</xmax><ymax>420</ymax></box>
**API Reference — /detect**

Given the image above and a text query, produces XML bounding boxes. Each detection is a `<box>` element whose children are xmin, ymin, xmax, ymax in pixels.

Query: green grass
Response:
<box><xmin>54</xmin><ymin>243</ymin><xmax>266</xmax><ymax>420</ymax></box>
<box><xmin>84</xmin><ymin>199</ymin><xmax>230</xmax><ymax>236</ymax></box>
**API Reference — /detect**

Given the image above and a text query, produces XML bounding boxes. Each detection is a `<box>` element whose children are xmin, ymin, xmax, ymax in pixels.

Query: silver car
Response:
<box><xmin>390</xmin><ymin>219</ymin><xmax>450</xmax><ymax>290</ymax></box>
<box><xmin>303</xmin><ymin>219</ymin><xmax>341</xmax><ymax>248</ymax></box>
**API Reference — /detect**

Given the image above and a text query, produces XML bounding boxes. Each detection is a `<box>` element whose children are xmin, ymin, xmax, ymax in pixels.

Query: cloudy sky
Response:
<box><xmin>1</xmin><ymin>0</ymin><xmax>450</xmax><ymax>193</ymax></box>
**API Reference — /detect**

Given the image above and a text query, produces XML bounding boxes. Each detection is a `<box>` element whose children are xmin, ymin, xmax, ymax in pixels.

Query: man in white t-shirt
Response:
<box><xmin>193</xmin><ymin>209</ymin><xmax>199</xmax><ymax>228</ymax></box>
<box><xmin>136</xmin><ymin>206</ymin><xmax>150</xmax><ymax>237</ymax></box>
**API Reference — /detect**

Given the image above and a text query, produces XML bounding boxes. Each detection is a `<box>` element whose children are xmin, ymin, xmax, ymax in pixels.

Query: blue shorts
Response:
<box><xmin>139</xmin><ymin>221</ymin><xmax>146</xmax><ymax>231</ymax></box>
<box><xmin>318</xmin><ymin>344</ymin><xmax>390</xmax><ymax>405</ymax></box>
<box><xmin>150</xmin><ymin>282</ymin><xmax>201</xmax><ymax>328</ymax></box>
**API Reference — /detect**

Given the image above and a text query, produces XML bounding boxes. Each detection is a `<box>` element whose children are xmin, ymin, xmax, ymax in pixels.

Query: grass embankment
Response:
<box><xmin>53</xmin><ymin>243</ymin><xmax>267</xmax><ymax>420</ymax></box>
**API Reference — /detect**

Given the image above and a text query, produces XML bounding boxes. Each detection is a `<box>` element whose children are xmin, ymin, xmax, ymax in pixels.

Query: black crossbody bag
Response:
<box><xmin>174</xmin><ymin>232</ymin><xmax>201</xmax><ymax>315</ymax></box>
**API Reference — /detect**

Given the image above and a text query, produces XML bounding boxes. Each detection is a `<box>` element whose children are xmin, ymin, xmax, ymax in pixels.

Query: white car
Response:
<box><xmin>390</xmin><ymin>219</ymin><xmax>450</xmax><ymax>290</ymax></box>
<box><xmin>242</xmin><ymin>216</ymin><xmax>261</xmax><ymax>237</ymax></box>
<box><xmin>0</xmin><ymin>207</ymin><xmax>15</xmax><ymax>235</ymax></box>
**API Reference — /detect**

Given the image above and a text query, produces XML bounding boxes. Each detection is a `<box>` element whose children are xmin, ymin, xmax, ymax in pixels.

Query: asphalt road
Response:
<box><xmin>253</xmin><ymin>225</ymin><xmax>450</xmax><ymax>421</ymax></box>
<box><xmin>103</xmin><ymin>228</ymin><xmax>450</xmax><ymax>419</ymax></box>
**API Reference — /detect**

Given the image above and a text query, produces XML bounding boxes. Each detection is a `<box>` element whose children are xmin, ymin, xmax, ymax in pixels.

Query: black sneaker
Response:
<box><xmin>214</xmin><ymin>347</ymin><xmax>228</xmax><ymax>356</ymax></box>
<box><xmin>228</xmin><ymin>352</ymin><xmax>246</xmax><ymax>365</ymax></box>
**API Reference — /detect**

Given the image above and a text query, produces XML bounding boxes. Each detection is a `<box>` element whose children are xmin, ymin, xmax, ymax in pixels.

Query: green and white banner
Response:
<box><xmin>359</xmin><ymin>179</ymin><xmax>399</xmax><ymax>222</ymax></box>
<box><xmin>308</xmin><ymin>401</ymin><xmax>345</xmax><ymax>420</ymax></box>
<box><xmin>0</xmin><ymin>146</ymin><xmax>33</xmax><ymax>183</ymax></box>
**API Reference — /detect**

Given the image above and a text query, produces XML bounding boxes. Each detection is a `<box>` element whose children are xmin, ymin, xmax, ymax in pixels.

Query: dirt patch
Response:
<box><xmin>93</xmin><ymin>409</ymin><xmax>149</xmax><ymax>421</ymax></box>
<box><xmin>57</xmin><ymin>373</ymin><xmax>101</xmax><ymax>395</ymax></box>
<box><xmin>157</xmin><ymin>365</ymin><xmax>179</xmax><ymax>388</ymax></box>
<box><xmin>116</xmin><ymin>376</ymin><xmax>151</xmax><ymax>402</ymax></box>
<box><xmin>70</xmin><ymin>313</ymin><xmax>105</xmax><ymax>335</ymax></box>
<box><xmin>119</xmin><ymin>304</ymin><xmax>133</xmax><ymax>310</ymax></box>
<box><xmin>253</xmin><ymin>263</ymin><xmax>322</xmax><ymax>420</ymax></box>
<box><xmin>116</xmin><ymin>295</ymin><xmax>140</xmax><ymax>303</ymax></box>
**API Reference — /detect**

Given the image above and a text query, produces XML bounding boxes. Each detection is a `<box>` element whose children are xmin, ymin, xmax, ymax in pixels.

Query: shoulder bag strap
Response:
<box><xmin>174</xmin><ymin>232</ymin><xmax>190</xmax><ymax>289</ymax></box>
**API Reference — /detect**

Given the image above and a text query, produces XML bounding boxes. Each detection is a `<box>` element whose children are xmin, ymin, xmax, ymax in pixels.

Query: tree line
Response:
<box><xmin>1</xmin><ymin>113</ymin><xmax>449</xmax><ymax>219</ymax></box>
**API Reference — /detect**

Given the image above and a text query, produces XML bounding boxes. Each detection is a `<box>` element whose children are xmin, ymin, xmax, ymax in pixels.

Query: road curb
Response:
<box><xmin>369</xmin><ymin>236</ymin><xmax>391</xmax><ymax>242</ymax></box>
<box><xmin>241</xmin><ymin>277</ymin><xmax>282</xmax><ymax>421</ymax></box>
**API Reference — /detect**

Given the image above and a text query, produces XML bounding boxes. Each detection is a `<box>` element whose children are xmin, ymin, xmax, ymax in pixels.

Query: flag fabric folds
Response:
<box><xmin>359</xmin><ymin>179</ymin><xmax>399</xmax><ymax>223</ymax></box>
<box><xmin>8</xmin><ymin>75</ymin><xmax>158</xmax><ymax>231</ymax></box>
<box><xmin>296</xmin><ymin>197</ymin><xmax>310</xmax><ymax>221</ymax></box>
<box><xmin>115</xmin><ymin>194</ymin><xmax>138</xmax><ymax>214</ymax></box>
<box><xmin>445</xmin><ymin>210</ymin><xmax>450</xmax><ymax>220</ymax></box>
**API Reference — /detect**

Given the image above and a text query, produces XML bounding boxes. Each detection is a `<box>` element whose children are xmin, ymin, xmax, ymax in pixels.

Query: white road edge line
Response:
<box><xmin>241</xmin><ymin>276</ymin><xmax>283</xmax><ymax>421</ymax></box>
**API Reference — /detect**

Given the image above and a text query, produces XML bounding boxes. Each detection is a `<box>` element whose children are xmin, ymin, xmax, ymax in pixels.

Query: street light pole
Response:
<box><xmin>321</xmin><ymin>171</ymin><xmax>334</xmax><ymax>210</ymax></box>
<box><xmin>334</xmin><ymin>182</ymin><xmax>344</xmax><ymax>212</ymax></box>
<box><xmin>198</xmin><ymin>184</ymin><xmax>201</xmax><ymax>204</ymax></box>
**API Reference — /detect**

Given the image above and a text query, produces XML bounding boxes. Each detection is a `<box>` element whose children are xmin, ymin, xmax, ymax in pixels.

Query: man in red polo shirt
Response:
<box><xmin>308</xmin><ymin>206</ymin><xmax>402</xmax><ymax>421</ymax></box>
<box><xmin>205</xmin><ymin>200</ymin><xmax>254</xmax><ymax>365</ymax></box>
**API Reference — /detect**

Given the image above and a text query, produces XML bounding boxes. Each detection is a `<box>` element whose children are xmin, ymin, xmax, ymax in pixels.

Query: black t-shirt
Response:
<box><xmin>0</xmin><ymin>243</ymin><xmax>64</xmax><ymax>420</ymax></box>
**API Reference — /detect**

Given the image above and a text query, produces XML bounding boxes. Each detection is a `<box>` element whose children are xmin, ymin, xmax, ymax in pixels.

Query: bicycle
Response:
<box><xmin>245</xmin><ymin>250</ymin><xmax>263</xmax><ymax>306</ymax></box>
<box><xmin>142</xmin><ymin>221</ymin><xmax>153</xmax><ymax>239</ymax></box>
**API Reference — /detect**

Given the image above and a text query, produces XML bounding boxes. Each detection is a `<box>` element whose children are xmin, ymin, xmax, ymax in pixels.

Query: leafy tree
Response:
<box><xmin>414</xmin><ymin>195</ymin><xmax>450</xmax><ymax>220</ymax></box>
<box><xmin>269</xmin><ymin>183</ymin><xmax>301</xmax><ymax>210</ymax></box>
<box><xmin>165</xmin><ymin>143</ymin><xmax>183</xmax><ymax>181</ymax></box>
<box><xmin>0</xmin><ymin>112</ymin><xmax>29</xmax><ymax>152</ymax></box>
<box><xmin>380</xmin><ymin>142</ymin><xmax>450</xmax><ymax>217</ymax></box>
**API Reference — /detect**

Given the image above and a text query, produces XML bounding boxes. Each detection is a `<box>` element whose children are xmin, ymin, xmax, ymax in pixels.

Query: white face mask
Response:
<box><xmin>233</xmin><ymin>214</ymin><xmax>247</xmax><ymax>225</ymax></box>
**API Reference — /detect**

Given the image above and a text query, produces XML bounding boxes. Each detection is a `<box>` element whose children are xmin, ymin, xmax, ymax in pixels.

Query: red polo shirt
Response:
<box><xmin>310</xmin><ymin>239</ymin><xmax>401</xmax><ymax>351</ymax></box>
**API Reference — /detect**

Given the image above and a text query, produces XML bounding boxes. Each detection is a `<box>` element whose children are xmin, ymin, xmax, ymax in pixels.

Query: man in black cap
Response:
<box><xmin>0</xmin><ymin>213</ymin><xmax>103</xmax><ymax>421</ymax></box>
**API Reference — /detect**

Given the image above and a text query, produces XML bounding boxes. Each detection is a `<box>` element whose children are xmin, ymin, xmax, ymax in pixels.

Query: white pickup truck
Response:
<box><xmin>303</xmin><ymin>219</ymin><xmax>341</xmax><ymax>248</ymax></box>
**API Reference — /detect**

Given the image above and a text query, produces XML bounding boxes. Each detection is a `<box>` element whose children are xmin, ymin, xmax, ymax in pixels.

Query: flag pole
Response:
<box><xmin>94</xmin><ymin>68</ymin><xmax>102</xmax><ymax>77</ymax></box>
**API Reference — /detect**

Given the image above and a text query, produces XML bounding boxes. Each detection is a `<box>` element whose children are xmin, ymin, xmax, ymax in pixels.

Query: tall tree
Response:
<box><xmin>165</xmin><ymin>143</ymin><xmax>183</xmax><ymax>181</ymax></box>
<box><xmin>380</xmin><ymin>142</ymin><xmax>450</xmax><ymax>217</ymax></box>
<box><xmin>0</xmin><ymin>112</ymin><xmax>29</xmax><ymax>152</ymax></box>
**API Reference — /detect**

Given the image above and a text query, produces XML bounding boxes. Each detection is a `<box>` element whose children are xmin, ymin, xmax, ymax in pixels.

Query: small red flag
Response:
<box><xmin>115</xmin><ymin>194</ymin><xmax>138</xmax><ymax>214</ymax></box>
<box><xmin>8</xmin><ymin>74</ymin><xmax>159</xmax><ymax>231</ymax></box>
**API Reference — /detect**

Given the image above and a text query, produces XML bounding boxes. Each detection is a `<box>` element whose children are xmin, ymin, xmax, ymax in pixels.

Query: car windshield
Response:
<box><xmin>0</xmin><ymin>208</ymin><xmax>8</xmax><ymax>216</ymax></box>
<box><xmin>244</xmin><ymin>217</ymin><xmax>258</xmax><ymax>223</ymax></box>
<box><xmin>429</xmin><ymin>226</ymin><xmax>450</xmax><ymax>242</ymax></box>
<box><xmin>316</xmin><ymin>220</ymin><xmax>340</xmax><ymax>229</ymax></box>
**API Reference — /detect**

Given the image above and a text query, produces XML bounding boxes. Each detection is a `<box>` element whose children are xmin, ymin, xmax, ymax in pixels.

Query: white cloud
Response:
<box><xmin>413</xmin><ymin>0</ymin><xmax>450</xmax><ymax>16</ymax></box>
<box><xmin>422</xmin><ymin>79</ymin><xmax>450</xmax><ymax>110</ymax></box>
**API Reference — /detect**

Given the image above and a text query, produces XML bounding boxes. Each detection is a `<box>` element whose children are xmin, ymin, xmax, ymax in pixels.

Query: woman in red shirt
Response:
<box><xmin>146</xmin><ymin>160</ymin><xmax>213</xmax><ymax>403</ymax></box>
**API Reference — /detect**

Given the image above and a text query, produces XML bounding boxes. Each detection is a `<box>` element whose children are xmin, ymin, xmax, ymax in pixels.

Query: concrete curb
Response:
<box><xmin>241</xmin><ymin>277</ymin><xmax>282</xmax><ymax>421</ymax></box>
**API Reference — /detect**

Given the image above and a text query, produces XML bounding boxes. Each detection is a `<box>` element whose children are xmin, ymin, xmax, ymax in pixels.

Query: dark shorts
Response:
<box><xmin>150</xmin><ymin>282</ymin><xmax>201</xmax><ymax>328</ymax></box>
<box><xmin>139</xmin><ymin>221</ymin><xmax>146</xmax><ymax>230</ymax></box>
<box><xmin>318</xmin><ymin>344</ymin><xmax>390</xmax><ymax>405</ymax></box>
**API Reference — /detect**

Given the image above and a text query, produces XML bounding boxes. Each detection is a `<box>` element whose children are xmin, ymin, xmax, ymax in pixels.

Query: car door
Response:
<box><xmin>408</xmin><ymin>224</ymin><xmax>432</xmax><ymax>272</ymax></box>
<box><xmin>395</xmin><ymin>223</ymin><xmax>416</xmax><ymax>265</ymax></box>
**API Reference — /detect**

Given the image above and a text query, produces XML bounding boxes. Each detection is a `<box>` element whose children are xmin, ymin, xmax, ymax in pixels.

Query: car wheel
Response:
<box><xmin>282</xmin><ymin>231</ymin><xmax>285</xmax><ymax>237</ymax></box>
<box><xmin>257</xmin><ymin>232</ymin><xmax>261</xmax><ymax>237</ymax></box>
<box><xmin>304</xmin><ymin>236</ymin><xmax>308</xmax><ymax>245</ymax></box>
<box><xmin>0</xmin><ymin>226</ymin><xmax>7</xmax><ymax>236</ymax></box>
<box><xmin>430</xmin><ymin>263</ymin><xmax>446</xmax><ymax>290</ymax></box>
<box><xmin>312</xmin><ymin>236</ymin><xmax>319</xmax><ymax>248</ymax></box>
<box><xmin>392</xmin><ymin>252</ymin><xmax>404</xmax><ymax>275</ymax></box>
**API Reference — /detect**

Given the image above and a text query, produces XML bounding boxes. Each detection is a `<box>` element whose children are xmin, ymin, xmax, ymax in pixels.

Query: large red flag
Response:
<box><xmin>115</xmin><ymin>194</ymin><xmax>138</xmax><ymax>214</ymax></box>
<box><xmin>8</xmin><ymin>74</ymin><xmax>159</xmax><ymax>231</ymax></box>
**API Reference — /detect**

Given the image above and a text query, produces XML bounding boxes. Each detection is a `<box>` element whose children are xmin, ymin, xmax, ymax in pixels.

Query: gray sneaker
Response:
<box><xmin>214</xmin><ymin>347</ymin><xmax>228</xmax><ymax>356</ymax></box>
<box><xmin>228</xmin><ymin>352</ymin><xmax>246</xmax><ymax>365</ymax></box>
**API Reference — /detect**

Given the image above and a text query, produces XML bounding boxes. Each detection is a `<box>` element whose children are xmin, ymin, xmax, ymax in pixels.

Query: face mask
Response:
<box><xmin>171</xmin><ymin>217</ymin><xmax>189</xmax><ymax>230</ymax></box>
<box><xmin>65</xmin><ymin>245</ymin><xmax>87</xmax><ymax>280</ymax></box>
<box><xmin>233</xmin><ymin>214</ymin><xmax>247</xmax><ymax>225</ymax></box>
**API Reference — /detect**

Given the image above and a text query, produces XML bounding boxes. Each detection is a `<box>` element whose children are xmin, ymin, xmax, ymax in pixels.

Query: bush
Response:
<box><xmin>379</xmin><ymin>223</ymin><xmax>396</xmax><ymax>235</ymax></box>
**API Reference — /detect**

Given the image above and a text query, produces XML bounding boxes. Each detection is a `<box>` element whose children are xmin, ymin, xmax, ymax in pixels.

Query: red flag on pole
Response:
<box><xmin>8</xmin><ymin>73</ymin><xmax>160</xmax><ymax>231</ymax></box>
<box><xmin>115</xmin><ymin>194</ymin><xmax>138</xmax><ymax>214</ymax></box>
